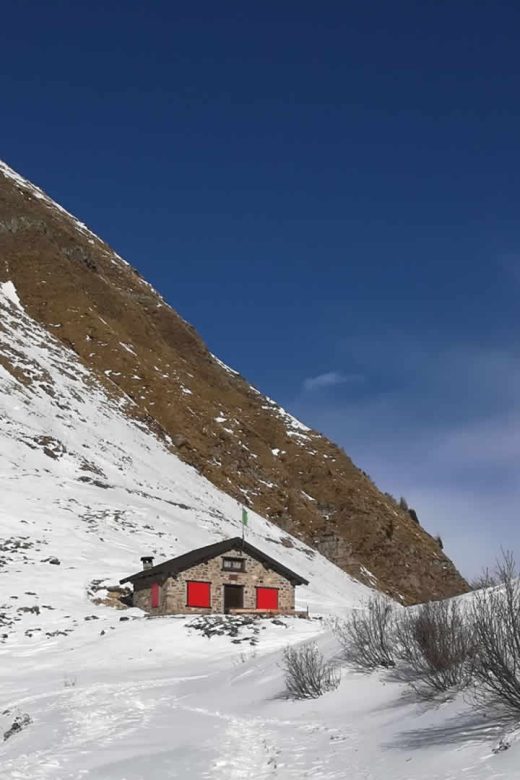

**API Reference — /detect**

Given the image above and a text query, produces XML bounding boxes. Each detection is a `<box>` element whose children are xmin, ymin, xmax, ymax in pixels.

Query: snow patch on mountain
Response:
<box><xmin>0</xmin><ymin>280</ymin><xmax>21</xmax><ymax>309</ymax></box>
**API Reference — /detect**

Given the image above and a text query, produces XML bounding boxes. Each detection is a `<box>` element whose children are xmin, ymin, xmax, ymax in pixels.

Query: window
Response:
<box><xmin>151</xmin><ymin>582</ymin><xmax>160</xmax><ymax>609</ymax></box>
<box><xmin>186</xmin><ymin>581</ymin><xmax>211</xmax><ymax>608</ymax></box>
<box><xmin>222</xmin><ymin>557</ymin><xmax>245</xmax><ymax>572</ymax></box>
<box><xmin>256</xmin><ymin>587</ymin><xmax>279</xmax><ymax>610</ymax></box>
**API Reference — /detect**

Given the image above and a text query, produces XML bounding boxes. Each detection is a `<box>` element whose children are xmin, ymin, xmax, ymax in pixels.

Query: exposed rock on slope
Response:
<box><xmin>0</xmin><ymin>160</ymin><xmax>467</xmax><ymax>603</ymax></box>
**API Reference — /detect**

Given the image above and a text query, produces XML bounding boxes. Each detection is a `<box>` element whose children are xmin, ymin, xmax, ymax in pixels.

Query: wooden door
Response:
<box><xmin>223</xmin><ymin>584</ymin><xmax>244</xmax><ymax>612</ymax></box>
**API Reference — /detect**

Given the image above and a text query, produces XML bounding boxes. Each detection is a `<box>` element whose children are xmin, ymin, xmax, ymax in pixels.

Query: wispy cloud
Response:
<box><xmin>290</xmin><ymin>337</ymin><xmax>520</xmax><ymax>579</ymax></box>
<box><xmin>302</xmin><ymin>371</ymin><xmax>363</xmax><ymax>393</ymax></box>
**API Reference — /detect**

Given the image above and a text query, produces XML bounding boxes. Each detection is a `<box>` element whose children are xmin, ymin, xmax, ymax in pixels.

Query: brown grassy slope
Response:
<box><xmin>0</xmin><ymin>164</ymin><xmax>468</xmax><ymax>604</ymax></box>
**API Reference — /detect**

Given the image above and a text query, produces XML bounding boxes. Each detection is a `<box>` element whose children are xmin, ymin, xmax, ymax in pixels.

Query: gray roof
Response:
<box><xmin>120</xmin><ymin>537</ymin><xmax>309</xmax><ymax>586</ymax></box>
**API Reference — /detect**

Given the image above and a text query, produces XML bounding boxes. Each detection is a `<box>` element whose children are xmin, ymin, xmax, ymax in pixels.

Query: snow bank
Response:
<box><xmin>0</xmin><ymin>280</ymin><xmax>22</xmax><ymax>309</ymax></box>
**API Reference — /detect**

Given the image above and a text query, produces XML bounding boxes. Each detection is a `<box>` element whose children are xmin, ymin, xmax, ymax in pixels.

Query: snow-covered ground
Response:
<box><xmin>2</xmin><ymin>614</ymin><xmax>519</xmax><ymax>780</ymax></box>
<box><xmin>1</xmin><ymin>282</ymin><xmax>518</xmax><ymax>778</ymax></box>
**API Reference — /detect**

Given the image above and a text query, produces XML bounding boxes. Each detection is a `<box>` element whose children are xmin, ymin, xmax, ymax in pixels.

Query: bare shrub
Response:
<box><xmin>471</xmin><ymin>552</ymin><xmax>520</xmax><ymax>714</ymax></box>
<box><xmin>470</xmin><ymin>567</ymin><xmax>498</xmax><ymax>591</ymax></box>
<box><xmin>333</xmin><ymin>596</ymin><xmax>395</xmax><ymax>670</ymax></box>
<box><xmin>393</xmin><ymin>599</ymin><xmax>474</xmax><ymax>699</ymax></box>
<box><xmin>282</xmin><ymin>643</ymin><xmax>340</xmax><ymax>699</ymax></box>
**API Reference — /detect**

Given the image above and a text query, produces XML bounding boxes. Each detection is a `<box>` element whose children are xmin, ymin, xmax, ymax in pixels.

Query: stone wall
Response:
<box><xmin>132</xmin><ymin>547</ymin><xmax>296</xmax><ymax>615</ymax></box>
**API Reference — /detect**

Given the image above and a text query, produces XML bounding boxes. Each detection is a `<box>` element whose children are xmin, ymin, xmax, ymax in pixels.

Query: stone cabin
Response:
<box><xmin>120</xmin><ymin>537</ymin><xmax>309</xmax><ymax>615</ymax></box>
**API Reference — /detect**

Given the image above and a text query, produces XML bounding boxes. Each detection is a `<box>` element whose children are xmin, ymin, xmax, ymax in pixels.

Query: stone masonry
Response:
<box><xmin>133</xmin><ymin>547</ymin><xmax>296</xmax><ymax>615</ymax></box>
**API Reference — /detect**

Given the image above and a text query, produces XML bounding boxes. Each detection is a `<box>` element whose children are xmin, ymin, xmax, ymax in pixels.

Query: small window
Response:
<box><xmin>187</xmin><ymin>581</ymin><xmax>211</xmax><ymax>608</ymax></box>
<box><xmin>222</xmin><ymin>557</ymin><xmax>245</xmax><ymax>572</ymax></box>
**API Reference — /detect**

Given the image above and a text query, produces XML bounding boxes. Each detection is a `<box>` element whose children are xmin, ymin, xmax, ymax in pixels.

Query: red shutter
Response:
<box><xmin>256</xmin><ymin>587</ymin><xmax>279</xmax><ymax>610</ymax></box>
<box><xmin>151</xmin><ymin>582</ymin><xmax>160</xmax><ymax>609</ymax></box>
<box><xmin>187</xmin><ymin>581</ymin><xmax>211</xmax><ymax>608</ymax></box>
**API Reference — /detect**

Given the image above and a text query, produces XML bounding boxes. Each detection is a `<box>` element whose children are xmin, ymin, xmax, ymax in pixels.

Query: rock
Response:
<box><xmin>3</xmin><ymin>713</ymin><xmax>32</xmax><ymax>741</ymax></box>
<box><xmin>17</xmin><ymin>605</ymin><xmax>40</xmax><ymax>615</ymax></box>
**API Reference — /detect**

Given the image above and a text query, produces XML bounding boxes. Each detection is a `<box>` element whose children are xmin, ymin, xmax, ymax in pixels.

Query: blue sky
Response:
<box><xmin>2</xmin><ymin>2</ymin><xmax>519</xmax><ymax>577</ymax></box>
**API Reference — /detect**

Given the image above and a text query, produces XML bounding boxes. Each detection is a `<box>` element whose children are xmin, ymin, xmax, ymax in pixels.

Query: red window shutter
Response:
<box><xmin>187</xmin><ymin>581</ymin><xmax>211</xmax><ymax>608</ymax></box>
<box><xmin>151</xmin><ymin>582</ymin><xmax>160</xmax><ymax>609</ymax></box>
<box><xmin>256</xmin><ymin>587</ymin><xmax>279</xmax><ymax>610</ymax></box>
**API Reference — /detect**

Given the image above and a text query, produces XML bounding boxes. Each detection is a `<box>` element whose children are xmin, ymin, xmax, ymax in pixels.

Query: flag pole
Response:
<box><xmin>241</xmin><ymin>505</ymin><xmax>248</xmax><ymax>541</ymax></box>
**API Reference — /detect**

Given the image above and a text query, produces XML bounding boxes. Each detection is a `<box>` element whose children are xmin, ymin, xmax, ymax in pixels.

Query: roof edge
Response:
<box><xmin>120</xmin><ymin>536</ymin><xmax>309</xmax><ymax>586</ymax></box>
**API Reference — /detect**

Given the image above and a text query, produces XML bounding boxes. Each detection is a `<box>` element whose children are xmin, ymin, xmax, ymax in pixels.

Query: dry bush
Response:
<box><xmin>470</xmin><ymin>567</ymin><xmax>498</xmax><ymax>591</ymax></box>
<box><xmin>282</xmin><ymin>643</ymin><xmax>340</xmax><ymax>699</ymax></box>
<box><xmin>333</xmin><ymin>596</ymin><xmax>395</xmax><ymax>670</ymax></box>
<box><xmin>470</xmin><ymin>552</ymin><xmax>520</xmax><ymax>714</ymax></box>
<box><xmin>393</xmin><ymin>599</ymin><xmax>474</xmax><ymax>699</ymax></box>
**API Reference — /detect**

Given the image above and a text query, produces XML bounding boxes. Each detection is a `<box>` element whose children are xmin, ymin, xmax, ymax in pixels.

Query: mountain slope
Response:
<box><xmin>0</xmin><ymin>277</ymin><xmax>376</xmax><ymax>776</ymax></box>
<box><xmin>0</xmin><ymin>159</ymin><xmax>467</xmax><ymax>603</ymax></box>
<box><xmin>0</xmin><ymin>279</ymin><xmax>368</xmax><ymax>624</ymax></box>
<box><xmin>0</xmin><ymin>304</ymin><xmax>512</xmax><ymax>779</ymax></box>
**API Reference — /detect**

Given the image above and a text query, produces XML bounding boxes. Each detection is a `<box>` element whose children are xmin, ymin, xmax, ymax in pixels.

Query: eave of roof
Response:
<box><xmin>120</xmin><ymin>536</ymin><xmax>309</xmax><ymax>586</ymax></box>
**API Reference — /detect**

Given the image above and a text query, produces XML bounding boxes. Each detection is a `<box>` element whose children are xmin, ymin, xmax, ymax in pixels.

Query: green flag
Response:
<box><xmin>242</xmin><ymin>507</ymin><xmax>248</xmax><ymax>527</ymax></box>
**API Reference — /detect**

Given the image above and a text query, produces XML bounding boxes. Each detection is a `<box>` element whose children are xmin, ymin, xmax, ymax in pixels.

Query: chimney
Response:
<box><xmin>141</xmin><ymin>556</ymin><xmax>154</xmax><ymax>571</ymax></box>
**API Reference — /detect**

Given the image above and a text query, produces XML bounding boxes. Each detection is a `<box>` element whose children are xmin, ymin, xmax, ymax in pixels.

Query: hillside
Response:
<box><xmin>0</xmin><ymin>274</ymin><xmax>371</xmax><ymax>776</ymax></box>
<box><xmin>0</xmin><ymin>169</ymin><xmax>514</xmax><ymax>780</ymax></box>
<box><xmin>0</xmin><ymin>285</ymin><xmax>515</xmax><ymax>778</ymax></box>
<box><xmin>0</xmin><ymin>277</ymin><xmax>368</xmax><ymax>620</ymax></box>
<box><xmin>0</xmin><ymin>159</ymin><xmax>467</xmax><ymax>604</ymax></box>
